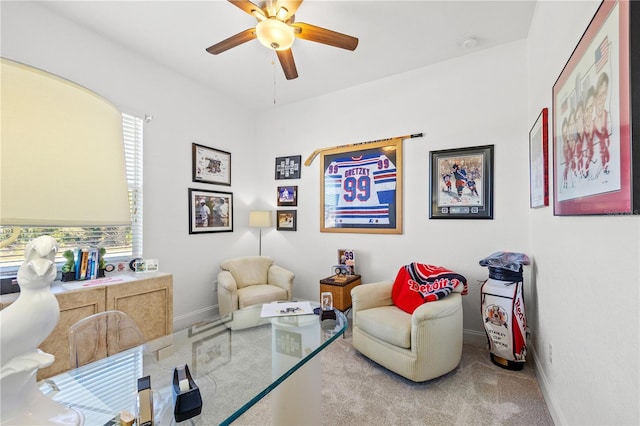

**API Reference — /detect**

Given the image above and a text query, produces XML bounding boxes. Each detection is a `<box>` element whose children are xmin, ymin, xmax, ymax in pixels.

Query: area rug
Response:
<box><xmin>234</xmin><ymin>331</ymin><xmax>554</xmax><ymax>425</ymax></box>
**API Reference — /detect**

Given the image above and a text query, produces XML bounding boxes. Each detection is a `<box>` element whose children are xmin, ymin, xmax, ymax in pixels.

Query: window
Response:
<box><xmin>0</xmin><ymin>113</ymin><xmax>143</xmax><ymax>273</ymax></box>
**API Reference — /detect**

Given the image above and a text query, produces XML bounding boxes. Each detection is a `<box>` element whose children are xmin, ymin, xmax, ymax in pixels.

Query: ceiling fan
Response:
<box><xmin>206</xmin><ymin>0</ymin><xmax>359</xmax><ymax>80</ymax></box>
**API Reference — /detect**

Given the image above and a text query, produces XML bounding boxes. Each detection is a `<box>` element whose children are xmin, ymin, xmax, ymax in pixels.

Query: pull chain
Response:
<box><xmin>272</xmin><ymin>53</ymin><xmax>277</xmax><ymax>105</ymax></box>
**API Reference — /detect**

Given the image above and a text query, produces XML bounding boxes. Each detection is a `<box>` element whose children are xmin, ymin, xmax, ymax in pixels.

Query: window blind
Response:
<box><xmin>40</xmin><ymin>348</ymin><xmax>143</xmax><ymax>425</ymax></box>
<box><xmin>0</xmin><ymin>113</ymin><xmax>143</xmax><ymax>272</ymax></box>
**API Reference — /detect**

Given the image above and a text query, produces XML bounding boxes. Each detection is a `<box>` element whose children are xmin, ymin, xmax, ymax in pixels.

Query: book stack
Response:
<box><xmin>74</xmin><ymin>247</ymin><xmax>101</xmax><ymax>280</ymax></box>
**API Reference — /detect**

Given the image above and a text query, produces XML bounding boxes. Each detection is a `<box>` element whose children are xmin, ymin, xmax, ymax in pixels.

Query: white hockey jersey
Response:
<box><xmin>324</xmin><ymin>153</ymin><xmax>396</xmax><ymax>225</ymax></box>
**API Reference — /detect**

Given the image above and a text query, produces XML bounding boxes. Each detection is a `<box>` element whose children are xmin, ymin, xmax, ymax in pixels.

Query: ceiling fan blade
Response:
<box><xmin>206</xmin><ymin>28</ymin><xmax>257</xmax><ymax>55</ymax></box>
<box><xmin>292</xmin><ymin>22</ymin><xmax>358</xmax><ymax>51</ymax></box>
<box><xmin>276</xmin><ymin>49</ymin><xmax>298</xmax><ymax>80</ymax></box>
<box><xmin>279</xmin><ymin>0</ymin><xmax>303</xmax><ymax>21</ymax></box>
<box><xmin>228</xmin><ymin>0</ymin><xmax>262</xmax><ymax>17</ymax></box>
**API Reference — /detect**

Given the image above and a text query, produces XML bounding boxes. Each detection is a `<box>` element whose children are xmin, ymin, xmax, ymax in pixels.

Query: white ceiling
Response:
<box><xmin>40</xmin><ymin>1</ymin><xmax>536</xmax><ymax>111</ymax></box>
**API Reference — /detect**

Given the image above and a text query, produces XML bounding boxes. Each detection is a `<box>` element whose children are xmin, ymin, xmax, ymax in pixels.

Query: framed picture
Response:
<box><xmin>429</xmin><ymin>145</ymin><xmax>494</xmax><ymax>219</ymax></box>
<box><xmin>192</xmin><ymin>143</ymin><xmax>231</xmax><ymax>186</ymax></box>
<box><xmin>192</xmin><ymin>328</ymin><xmax>231</xmax><ymax>374</ymax></box>
<box><xmin>188</xmin><ymin>188</ymin><xmax>233</xmax><ymax>234</ymax></box>
<box><xmin>275</xmin><ymin>155</ymin><xmax>301</xmax><ymax>179</ymax></box>
<box><xmin>276</xmin><ymin>210</ymin><xmax>297</xmax><ymax>231</ymax></box>
<box><xmin>320</xmin><ymin>139</ymin><xmax>402</xmax><ymax>234</ymax></box>
<box><xmin>529</xmin><ymin>108</ymin><xmax>549</xmax><ymax>208</ymax></box>
<box><xmin>277</xmin><ymin>185</ymin><xmax>298</xmax><ymax>206</ymax></box>
<box><xmin>552</xmin><ymin>0</ymin><xmax>640</xmax><ymax>215</ymax></box>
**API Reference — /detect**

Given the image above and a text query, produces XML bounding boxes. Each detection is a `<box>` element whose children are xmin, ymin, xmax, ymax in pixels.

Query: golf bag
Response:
<box><xmin>479</xmin><ymin>252</ymin><xmax>529</xmax><ymax>370</ymax></box>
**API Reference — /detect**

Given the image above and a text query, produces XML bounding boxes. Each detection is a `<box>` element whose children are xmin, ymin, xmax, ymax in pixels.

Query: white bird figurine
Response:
<box><xmin>1</xmin><ymin>235</ymin><xmax>59</xmax><ymax>367</ymax></box>
<box><xmin>0</xmin><ymin>235</ymin><xmax>83</xmax><ymax>425</ymax></box>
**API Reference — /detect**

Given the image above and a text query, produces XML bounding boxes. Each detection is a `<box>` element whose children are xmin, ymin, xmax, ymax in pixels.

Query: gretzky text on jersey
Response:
<box><xmin>324</xmin><ymin>153</ymin><xmax>396</xmax><ymax>225</ymax></box>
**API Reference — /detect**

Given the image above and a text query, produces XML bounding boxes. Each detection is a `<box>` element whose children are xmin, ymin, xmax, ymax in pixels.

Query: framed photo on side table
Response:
<box><xmin>188</xmin><ymin>188</ymin><xmax>233</xmax><ymax>234</ymax></box>
<box><xmin>429</xmin><ymin>145</ymin><xmax>494</xmax><ymax>219</ymax></box>
<box><xmin>552</xmin><ymin>0</ymin><xmax>640</xmax><ymax>215</ymax></box>
<box><xmin>529</xmin><ymin>108</ymin><xmax>549</xmax><ymax>208</ymax></box>
<box><xmin>320</xmin><ymin>139</ymin><xmax>402</xmax><ymax>234</ymax></box>
<box><xmin>192</xmin><ymin>143</ymin><xmax>231</xmax><ymax>186</ymax></box>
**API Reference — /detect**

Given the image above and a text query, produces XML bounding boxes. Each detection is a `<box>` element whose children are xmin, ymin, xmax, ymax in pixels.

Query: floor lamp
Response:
<box><xmin>0</xmin><ymin>58</ymin><xmax>131</xmax><ymax>425</ymax></box>
<box><xmin>249</xmin><ymin>211</ymin><xmax>273</xmax><ymax>256</ymax></box>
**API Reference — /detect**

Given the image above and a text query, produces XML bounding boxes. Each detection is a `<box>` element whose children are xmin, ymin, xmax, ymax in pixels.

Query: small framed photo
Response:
<box><xmin>192</xmin><ymin>143</ymin><xmax>231</xmax><ymax>186</ymax></box>
<box><xmin>276</xmin><ymin>210</ymin><xmax>297</xmax><ymax>231</ymax></box>
<box><xmin>133</xmin><ymin>258</ymin><xmax>159</xmax><ymax>273</ymax></box>
<box><xmin>277</xmin><ymin>185</ymin><xmax>298</xmax><ymax>206</ymax></box>
<box><xmin>429</xmin><ymin>145</ymin><xmax>494</xmax><ymax>219</ymax></box>
<box><xmin>188</xmin><ymin>188</ymin><xmax>233</xmax><ymax>234</ymax></box>
<box><xmin>275</xmin><ymin>155</ymin><xmax>301</xmax><ymax>180</ymax></box>
<box><xmin>529</xmin><ymin>108</ymin><xmax>549</xmax><ymax>208</ymax></box>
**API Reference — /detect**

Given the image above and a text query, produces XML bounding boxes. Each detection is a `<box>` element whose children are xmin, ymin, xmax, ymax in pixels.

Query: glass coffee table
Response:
<box><xmin>39</xmin><ymin>302</ymin><xmax>346</xmax><ymax>425</ymax></box>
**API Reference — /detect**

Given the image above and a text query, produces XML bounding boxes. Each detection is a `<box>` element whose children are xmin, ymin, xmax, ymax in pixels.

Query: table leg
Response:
<box><xmin>272</xmin><ymin>355</ymin><xmax>321</xmax><ymax>425</ymax></box>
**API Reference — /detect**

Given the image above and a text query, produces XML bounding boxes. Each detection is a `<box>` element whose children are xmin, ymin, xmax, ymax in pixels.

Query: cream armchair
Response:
<box><xmin>351</xmin><ymin>281</ymin><xmax>463</xmax><ymax>382</ymax></box>
<box><xmin>217</xmin><ymin>256</ymin><xmax>294</xmax><ymax>316</ymax></box>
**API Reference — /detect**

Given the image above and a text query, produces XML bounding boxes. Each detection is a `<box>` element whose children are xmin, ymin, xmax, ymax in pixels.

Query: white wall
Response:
<box><xmin>252</xmin><ymin>41</ymin><xmax>530</xmax><ymax>342</ymax></box>
<box><xmin>527</xmin><ymin>1</ymin><xmax>639</xmax><ymax>425</ymax></box>
<box><xmin>2</xmin><ymin>2</ymin><xmax>530</xmax><ymax>342</ymax></box>
<box><xmin>1</xmin><ymin>2</ymin><xmax>257</xmax><ymax>328</ymax></box>
<box><xmin>3</xmin><ymin>1</ymin><xmax>639</xmax><ymax>424</ymax></box>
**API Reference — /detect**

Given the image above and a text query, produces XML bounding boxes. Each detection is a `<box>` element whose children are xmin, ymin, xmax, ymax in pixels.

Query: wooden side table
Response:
<box><xmin>319</xmin><ymin>274</ymin><xmax>361</xmax><ymax>312</ymax></box>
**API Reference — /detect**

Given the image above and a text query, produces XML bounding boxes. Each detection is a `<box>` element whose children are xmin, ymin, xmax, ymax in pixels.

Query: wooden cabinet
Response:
<box><xmin>106</xmin><ymin>273</ymin><xmax>173</xmax><ymax>342</ymax></box>
<box><xmin>0</xmin><ymin>273</ymin><xmax>173</xmax><ymax>380</ymax></box>
<box><xmin>320</xmin><ymin>275</ymin><xmax>361</xmax><ymax>311</ymax></box>
<box><xmin>38</xmin><ymin>287</ymin><xmax>106</xmax><ymax>379</ymax></box>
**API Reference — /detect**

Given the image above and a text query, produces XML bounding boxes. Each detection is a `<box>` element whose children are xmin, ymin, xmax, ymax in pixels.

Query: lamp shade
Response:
<box><xmin>0</xmin><ymin>58</ymin><xmax>130</xmax><ymax>226</ymax></box>
<box><xmin>249</xmin><ymin>211</ymin><xmax>273</xmax><ymax>228</ymax></box>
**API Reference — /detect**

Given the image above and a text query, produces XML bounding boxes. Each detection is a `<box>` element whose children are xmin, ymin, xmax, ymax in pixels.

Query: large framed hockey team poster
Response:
<box><xmin>429</xmin><ymin>145</ymin><xmax>494</xmax><ymax>219</ymax></box>
<box><xmin>320</xmin><ymin>139</ymin><xmax>403</xmax><ymax>234</ymax></box>
<box><xmin>552</xmin><ymin>0</ymin><xmax>640</xmax><ymax>215</ymax></box>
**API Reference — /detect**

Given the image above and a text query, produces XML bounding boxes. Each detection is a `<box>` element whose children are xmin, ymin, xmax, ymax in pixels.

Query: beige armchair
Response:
<box><xmin>217</xmin><ymin>256</ymin><xmax>294</xmax><ymax>316</ymax></box>
<box><xmin>351</xmin><ymin>281</ymin><xmax>463</xmax><ymax>382</ymax></box>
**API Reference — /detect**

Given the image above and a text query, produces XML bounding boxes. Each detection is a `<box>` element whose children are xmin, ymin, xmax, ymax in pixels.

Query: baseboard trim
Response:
<box><xmin>173</xmin><ymin>305</ymin><xmax>218</xmax><ymax>331</ymax></box>
<box><xmin>529</xmin><ymin>345</ymin><xmax>565</xmax><ymax>425</ymax></box>
<box><xmin>463</xmin><ymin>328</ymin><xmax>487</xmax><ymax>347</ymax></box>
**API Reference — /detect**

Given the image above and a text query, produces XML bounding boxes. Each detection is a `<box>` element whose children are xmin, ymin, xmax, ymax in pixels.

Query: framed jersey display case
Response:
<box><xmin>320</xmin><ymin>139</ymin><xmax>402</xmax><ymax>234</ymax></box>
<box><xmin>429</xmin><ymin>145</ymin><xmax>494</xmax><ymax>219</ymax></box>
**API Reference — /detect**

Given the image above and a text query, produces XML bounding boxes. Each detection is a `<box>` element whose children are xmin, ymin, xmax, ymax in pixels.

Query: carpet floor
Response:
<box><xmin>235</xmin><ymin>326</ymin><xmax>554</xmax><ymax>426</ymax></box>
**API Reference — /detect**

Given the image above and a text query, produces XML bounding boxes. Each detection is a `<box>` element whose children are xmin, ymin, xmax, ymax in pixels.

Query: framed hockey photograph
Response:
<box><xmin>529</xmin><ymin>108</ymin><xmax>549</xmax><ymax>208</ymax></box>
<box><xmin>320</xmin><ymin>139</ymin><xmax>402</xmax><ymax>234</ymax></box>
<box><xmin>192</xmin><ymin>143</ymin><xmax>231</xmax><ymax>186</ymax></box>
<box><xmin>276</xmin><ymin>210</ymin><xmax>297</xmax><ymax>231</ymax></box>
<box><xmin>429</xmin><ymin>145</ymin><xmax>494</xmax><ymax>219</ymax></box>
<box><xmin>275</xmin><ymin>155</ymin><xmax>301</xmax><ymax>179</ymax></box>
<box><xmin>552</xmin><ymin>0</ymin><xmax>640</xmax><ymax>216</ymax></box>
<box><xmin>192</xmin><ymin>327</ymin><xmax>231</xmax><ymax>374</ymax></box>
<box><xmin>188</xmin><ymin>188</ymin><xmax>233</xmax><ymax>234</ymax></box>
<box><xmin>277</xmin><ymin>185</ymin><xmax>298</xmax><ymax>206</ymax></box>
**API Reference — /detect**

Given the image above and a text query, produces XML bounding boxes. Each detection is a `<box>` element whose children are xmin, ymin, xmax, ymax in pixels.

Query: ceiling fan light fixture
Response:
<box><xmin>256</xmin><ymin>18</ymin><xmax>295</xmax><ymax>51</ymax></box>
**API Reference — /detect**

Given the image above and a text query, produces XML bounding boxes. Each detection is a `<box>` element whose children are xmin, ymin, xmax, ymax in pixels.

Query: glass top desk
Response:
<box><xmin>39</xmin><ymin>302</ymin><xmax>347</xmax><ymax>425</ymax></box>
